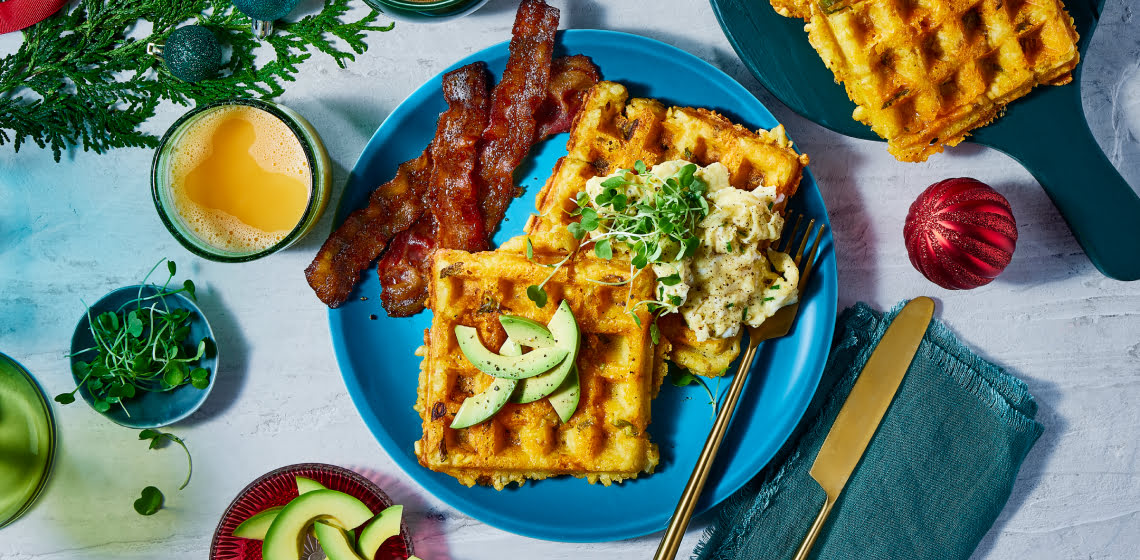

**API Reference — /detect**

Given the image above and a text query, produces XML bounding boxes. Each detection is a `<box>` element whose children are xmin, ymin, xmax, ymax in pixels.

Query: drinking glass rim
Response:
<box><xmin>150</xmin><ymin>98</ymin><xmax>321</xmax><ymax>263</ymax></box>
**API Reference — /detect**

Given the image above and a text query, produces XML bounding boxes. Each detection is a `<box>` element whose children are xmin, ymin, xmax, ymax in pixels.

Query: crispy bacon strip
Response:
<box><xmin>304</xmin><ymin>150</ymin><xmax>431</xmax><ymax>308</ymax></box>
<box><xmin>377</xmin><ymin>214</ymin><xmax>438</xmax><ymax>316</ymax></box>
<box><xmin>431</xmin><ymin>63</ymin><xmax>492</xmax><ymax>252</ymax></box>
<box><xmin>536</xmin><ymin>55</ymin><xmax>602</xmax><ymax>138</ymax></box>
<box><xmin>379</xmin><ymin>63</ymin><xmax>490</xmax><ymax>317</ymax></box>
<box><xmin>377</xmin><ymin>55</ymin><xmax>600</xmax><ymax>318</ymax></box>
<box><xmin>477</xmin><ymin>0</ymin><xmax>560</xmax><ymax>237</ymax></box>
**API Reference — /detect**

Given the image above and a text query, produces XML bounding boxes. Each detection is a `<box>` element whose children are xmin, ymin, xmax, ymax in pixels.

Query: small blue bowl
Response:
<box><xmin>69</xmin><ymin>285</ymin><xmax>217</xmax><ymax>428</ymax></box>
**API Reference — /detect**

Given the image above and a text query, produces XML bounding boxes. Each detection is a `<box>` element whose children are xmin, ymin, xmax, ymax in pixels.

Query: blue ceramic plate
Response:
<box><xmin>69</xmin><ymin>285</ymin><xmax>217</xmax><ymax>429</ymax></box>
<box><xmin>330</xmin><ymin>29</ymin><xmax>838</xmax><ymax>542</ymax></box>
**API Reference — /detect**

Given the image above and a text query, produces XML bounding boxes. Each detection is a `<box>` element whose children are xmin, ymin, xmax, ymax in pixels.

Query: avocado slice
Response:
<box><xmin>454</xmin><ymin>325</ymin><xmax>567</xmax><ymax>379</ymax></box>
<box><xmin>295</xmin><ymin>476</ymin><xmax>326</xmax><ymax>494</ymax></box>
<box><xmin>513</xmin><ymin>301</ymin><xmax>581</xmax><ymax>403</ymax></box>
<box><xmin>356</xmin><ymin>504</ymin><xmax>404</xmax><ymax>560</ymax></box>
<box><xmin>261</xmin><ymin>489</ymin><xmax>373</xmax><ymax>560</ymax></box>
<box><xmin>313</xmin><ymin>521</ymin><xmax>365</xmax><ymax>560</ymax></box>
<box><xmin>451</xmin><ymin>340</ymin><xmax>520</xmax><ymax>429</ymax></box>
<box><xmin>547</xmin><ymin>364</ymin><xmax>581</xmax><ymax>422</ymax></box>
<box><xmin>232</xmin><ymin>506</ymin><xmax>284</xmax><ymax>540</ymax></box>
<box><xmin>499</xmin><ymin>315</ymin><xmax>555</xmax><ymax>348</ymax></box>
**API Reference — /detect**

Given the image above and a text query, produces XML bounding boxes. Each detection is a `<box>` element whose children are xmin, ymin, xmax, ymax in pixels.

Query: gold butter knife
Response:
<box><xmin>792</xmin><ymin>296</ymin><xmax>935</xmax><ymax>560</ymax></box>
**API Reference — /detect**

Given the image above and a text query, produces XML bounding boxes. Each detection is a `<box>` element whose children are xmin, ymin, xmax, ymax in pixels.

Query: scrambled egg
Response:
<box><xmin>584</xmin><ymin>160</ymin><xmax>799</xmax><ymax>342</ymax></box>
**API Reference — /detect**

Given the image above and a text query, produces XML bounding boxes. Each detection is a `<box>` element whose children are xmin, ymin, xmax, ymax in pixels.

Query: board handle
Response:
<box><xmin>977</xmin><ymin>90</ymin><xmax>1140</xmax><ymax>281</ymax></box>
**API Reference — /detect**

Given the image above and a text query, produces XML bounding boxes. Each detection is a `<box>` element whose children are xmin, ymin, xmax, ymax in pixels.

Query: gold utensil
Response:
<box><xmin>654</xmin><ymin>214</ymin><xmax>827</xmax><ymax>560</ymax></box>
<box><xmin>791</xmin><ymin>296</ymin><xmax>935</xmax><ymax>560</ymax></box>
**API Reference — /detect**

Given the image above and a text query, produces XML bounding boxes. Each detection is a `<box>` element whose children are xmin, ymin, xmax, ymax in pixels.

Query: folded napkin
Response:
<box><xmin>695</xmin><ymin>301</ymin><xmax>1043</xmax><ymax>560</ymax></box>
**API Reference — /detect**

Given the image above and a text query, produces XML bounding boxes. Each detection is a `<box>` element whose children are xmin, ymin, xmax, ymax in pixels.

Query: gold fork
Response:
<box><xmin>654</xmin><ymin>214</ymin><xmax>827</xmax><ymax>560</ymax></box>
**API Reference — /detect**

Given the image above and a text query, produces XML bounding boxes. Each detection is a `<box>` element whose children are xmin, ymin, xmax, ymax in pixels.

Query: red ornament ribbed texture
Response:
<box><xmin>903</xmin><ymin>178</ymin><xmax>1018</xmax><ymax>290</ymax></box>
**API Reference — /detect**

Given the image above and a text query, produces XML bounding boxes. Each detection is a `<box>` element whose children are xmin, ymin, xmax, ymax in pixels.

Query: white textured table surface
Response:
<box><xmin>2</xmin><ymin>0</ymin><xmax>1139</xmax><ymax>558</ymax></box>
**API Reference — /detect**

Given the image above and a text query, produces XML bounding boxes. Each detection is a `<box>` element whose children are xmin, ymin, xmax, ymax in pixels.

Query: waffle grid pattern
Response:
<box><xmin>797</xmin><ymin>0</ymin><xmax>1080</xmax><ymax>161</ymax></box>
<box><xmin>525</xmin><ymin>81</ymin><xmax>809</xmax><ymax>376</ymax></box>
<box><xmin>415</xmin><ymin>244</ymin><xmax>666</xmax><ymax>489</ymax></box>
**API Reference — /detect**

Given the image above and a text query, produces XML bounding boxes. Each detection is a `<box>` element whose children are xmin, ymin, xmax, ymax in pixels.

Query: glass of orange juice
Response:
<box><xmin>151</xmin><ymin>99</ymin><xmax>332</xmax><ymax>262</ymax></box>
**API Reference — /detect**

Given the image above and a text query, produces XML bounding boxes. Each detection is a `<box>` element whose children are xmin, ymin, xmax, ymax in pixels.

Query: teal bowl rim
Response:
<box><xmin>69</xmin><ymin>285</ymin><xmax>218</xmax><ymax>428</ymax></box>
<box><xmin>374</xmin><ymin>0</ymin><xmax>473</xmax><ymax>10</ymax></box>
<box><xmin>150</xmin><ymin>98</ymin><xmax>322</xmax><ymax>263</ymax></box>
<box><xmin>0</xmin><ymin>352</ymin><xmax>57</xmax><ymax>530</ymax></box>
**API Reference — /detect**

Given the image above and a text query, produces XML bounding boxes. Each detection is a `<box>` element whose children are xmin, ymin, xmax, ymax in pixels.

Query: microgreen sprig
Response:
<box><xmin>133</xmin><ymin>429</ymin><xmax>193</xmax><ymax>515</ymax></box>
<box><xmin>524</xmin><ymin>161</ymin><xmax>712</xmax><ymax>313</ymax></box>
<box><xmin>57</xmin><ymin>259</ymin><xmax>213</xmax><ymax>415</ymax></box>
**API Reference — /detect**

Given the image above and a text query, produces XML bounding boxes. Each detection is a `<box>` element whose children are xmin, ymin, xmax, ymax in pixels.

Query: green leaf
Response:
<box><xmin>526</xmin><ymin>285</ymin><xmax>548</xmax><ymax>308</ymax></box>
<box><xmin>600</xmin><ymin>176</ymin><xmax>628</xmax><ymax>189</ymax></box>
<box><xmin>566</xmin><ymin>222</ymin><xmax>585</xmax><ymax>240</ymax></box>
<box><xmin>131</xmin><ymin>354</ymin><xmax>152</xmax><ymax>373</ymax></box>
<box><xmin>87</xmin><ymin>378</ymin><xmax>103</xmax><ymax>391</ymax></box>
<box><xmin>594</xmin><ymin>238</ymin><xmax>613</xmax><ymax>260</ymax></box>
<box><xmin>631</xmin><ymin>312</ymin><xmax>642</xmax><ymax>328</ymax></box>
<box><xmin>164</xmin><ymin>363</ymin><xmax>186</xmax><ymax>387</ymax></box>
<box><xmin>54</xmin><ymin>392</ymin><xmax>76</xmax><ymax>405</ymax></box>
<box><xmin>190</xmin><ymin>368</ymin><xmax>210</xmax><ymax>390</ymax></box>
<box><xmin>525</xmin><ymin>237</ymin><xmax>535</xmax><ymax>260</ymax></box>
<box><xmin>126</xmin><ymin>311</ymin><xmax>144</xmax><ymax>338</ymax></box>
<box><xmin>182</xmin><ymin>280</ymin><xmax>196</xmax><ymax>300</ymax></box>
<box><xmin>122</xmin><ymin>384</ymin><xmax>136</xmax><ymax>399</ymax></box>
<box><xmin>670</xmin><ymin>370</ymin><xmax>697</xmax><ymax>387</ymax></box>
<box><xmin>97</xmin><ymin>312</ymin><xmax>119</xmax><ymax>332</ymax></box>
<box><xmin>677</xmin><ymin>163</ymin><xmax>697</xmax><ymax>187</ymax></box>
<box><xmin>650</xmin><ymin>323</ymin><xmax>660</xmax><ymax>345</ymax></box>
<box><xmin>575</xmin><ymin>191</ymin><xmax>590</xmax><ymax>207</ymax></box>
<box><xmin>133</xmin><ymin>486</ymin><xmax>164</xmax><ymax>516</ymax></box>
<box><xmin>167</xmin><ymin>261</ymin><xmax>177</xmax><ymax>277</ymax></box>
<box><xmin>681</xmin><ymin>236</ymin><xmax>701</xmax><ymax>260</ymax></box>
<box><xmin>634</xmin><ymin>160</ymin><xmax>648</xmax><ymax>175</ymax></box>
<box><xmin>93</xmin><ymin>400</ymin><xmax>111</xmax><ymax>413</ymax></box>
<box><xmin>139</xmin><ymin>429</ymin><xmax>161</xmax><ymax>441</ymax></box>
<box><xmin>658</xmin><ymin>274</ymin><xmax>682</xmax><ymax>286</ymax></box>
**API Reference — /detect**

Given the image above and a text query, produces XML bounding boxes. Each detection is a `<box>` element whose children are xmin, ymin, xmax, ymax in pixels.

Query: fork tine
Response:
<box><xmin>779</xmin><ymin>214</ymin><xmax>803</xmax><ymax>254</ymax></box>
<box><xmin>792</xmin><ymin>219</ymin><xmax>816</xmax><ymax>267</ymax></box>
<box><xmin>799</xmin><ymin>223</ymin><xmax>826</xmax><ymax>290</ymax></box>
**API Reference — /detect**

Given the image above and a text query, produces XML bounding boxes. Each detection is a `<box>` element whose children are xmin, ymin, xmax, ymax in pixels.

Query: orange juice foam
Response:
<box><xmin>169</xmin><ymin>105</ymin><xmax>311</xmax><ymax>253</ymax></box>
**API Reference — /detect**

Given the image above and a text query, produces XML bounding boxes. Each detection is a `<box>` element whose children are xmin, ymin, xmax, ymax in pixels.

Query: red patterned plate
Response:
<box><xmin>211</xmin><ymin>463</ymin><xmax>414</xmax><ymax>560</ymax></box>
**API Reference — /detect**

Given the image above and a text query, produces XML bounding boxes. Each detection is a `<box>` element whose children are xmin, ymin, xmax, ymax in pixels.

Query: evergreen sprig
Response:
<box><xmin>0</xmin><ymin>0</ymin><xmax>393</xmax><ymax>161</ymax></box>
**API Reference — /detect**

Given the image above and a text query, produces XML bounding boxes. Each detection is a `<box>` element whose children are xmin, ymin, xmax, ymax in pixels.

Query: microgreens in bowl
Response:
<box><xmin>57</xmin><ymin>259</ymin><xmax>212</xmax><ymax>415</ymax></box>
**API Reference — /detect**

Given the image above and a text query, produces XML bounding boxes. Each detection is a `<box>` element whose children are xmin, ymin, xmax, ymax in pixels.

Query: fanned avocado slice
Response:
<box><xmin>454</xmin><ymin>325</ymin><xmax>567</xmax><ymax>379</ymax></box>
<box><xmin>313</xmin><ymin>521</ymin><xmax>365</xmax><ymax>560</ymax></box>
<box><xmin>450</xmin><ymin>340</ymin><xmax>521</xmax><ymax>429</ymax></box>
<box><xmin>261</xmin><ymin>489</ymin><xmax>373</xmax><ymax>560</ymax></box>
<box><xmin>499</xmin><ymin>315</ymin><xmax>555</xmax><ymax>347</ymax></box>
<box><xmin>295</xmin><ymin>476</ymin><xmax>326</xmax><ymax>494</ymax></box>
<box><xmin>232</xmin><ymin>506</ymin><xmax>284</xmax><ymax>540</ymax></box>
<box><xmin>513</xmin><ymin>301</ymin><xmax>580</xmax><ymax>404</ymax></box>
<box><xmin>356</xmin><ymin>504</ymin><xmax>404</xmax><ymax>560</ymax></box>
<box><xmin>547</xmin><ymin>364</ymin><xmax>581</xmax><ymax>423</ymax></box>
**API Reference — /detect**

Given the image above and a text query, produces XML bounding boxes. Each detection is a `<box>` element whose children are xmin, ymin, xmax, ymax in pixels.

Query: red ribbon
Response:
<box><xmin>0</xmin><ymin>0</ymin><xmax>66</xmax><ymax>35</ymax></box>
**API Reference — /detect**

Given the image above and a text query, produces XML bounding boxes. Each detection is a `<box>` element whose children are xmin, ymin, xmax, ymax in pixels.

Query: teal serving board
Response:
<box><xmin>710</xmin><ymin>0</ymin><xmax>1140</xmax><ymax>281</ymax></box>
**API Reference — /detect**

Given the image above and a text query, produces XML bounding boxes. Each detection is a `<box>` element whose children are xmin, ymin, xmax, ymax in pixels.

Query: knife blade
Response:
<box><xmin>792</xmin><ymin>297</ymin><xmax>935</xmax><ymax>560</ymax></box>
<box><xmin>810</xmin><ymin>296</ymin><xmax>935</xmax><ymax>498</ymax></box>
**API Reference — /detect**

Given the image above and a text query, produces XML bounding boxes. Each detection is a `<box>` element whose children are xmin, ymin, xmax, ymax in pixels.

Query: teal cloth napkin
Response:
<box><xmin>695</xmin><ymin>301</ymin><xmax>1043</xmax><ymax>560</ymax></box>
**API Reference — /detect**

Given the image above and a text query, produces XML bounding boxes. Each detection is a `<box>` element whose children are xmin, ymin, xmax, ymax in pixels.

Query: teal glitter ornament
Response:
<box><xmin>232</xmin><ymin>0</ymin><xmax>302</xmax><ymax>39</ymax></box>
<box><xmin>147</xmin><ymin>26</ymin><xmax>221</xmax><ymax>83</ymax></box>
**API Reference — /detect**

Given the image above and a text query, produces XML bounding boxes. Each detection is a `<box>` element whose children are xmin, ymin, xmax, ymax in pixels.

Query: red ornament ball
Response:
<box><xmin>903</xmin><ymin>178</ymin><xmax>1018</xmax><ymax>289</ymax></box>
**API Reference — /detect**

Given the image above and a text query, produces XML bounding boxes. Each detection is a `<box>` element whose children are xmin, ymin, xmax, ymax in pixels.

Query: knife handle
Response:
<box><xmin>792</xmin><ymin>496</ymin><xmax>836</xmax><ymax>560</ymax></box>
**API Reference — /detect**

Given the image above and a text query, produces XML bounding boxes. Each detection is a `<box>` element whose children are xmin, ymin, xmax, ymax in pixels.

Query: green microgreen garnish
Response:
<box><xmin>133</xmin><ymin>429</ymin><xmax>193</xmax><ymax>515</ymax></box>
<box><xmin>525</xmin><ymin>160</ymin><xmax>712</xmax><ymax>326</ymax></box>
<box><xmin>670</xmin><ymin>369</ymin><xmax>719</xmax><ymax>416</ymax></box>
<box><xmin>57</xmin><ymin>259</ymin><xmax>213</xmax><ymax>415</ymax></box>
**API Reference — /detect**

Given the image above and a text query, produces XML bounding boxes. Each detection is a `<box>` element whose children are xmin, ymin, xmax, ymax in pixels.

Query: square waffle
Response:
<box><xmin>415</xmin><ymin>236</ymin><xmax>668</xmax><ymax>489</ymax></box>
<box><xmin>525</xmin><ymin>81</ymin><xmax>809</xmax><ymax>376</ymax></box>
<box><xmin>783</xmin><ymin>0</ymin><xmax>1079</xmax><ymax>162</ymax></box>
